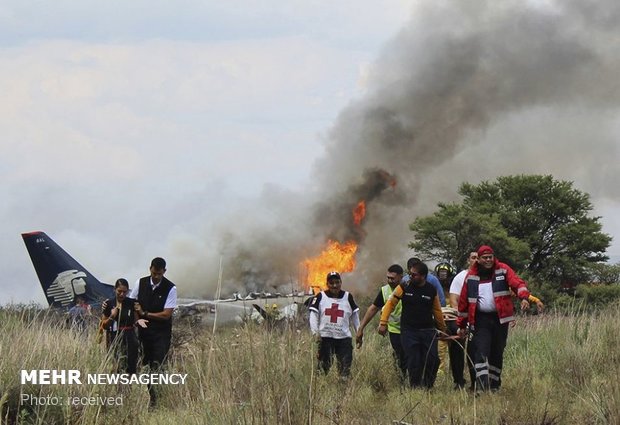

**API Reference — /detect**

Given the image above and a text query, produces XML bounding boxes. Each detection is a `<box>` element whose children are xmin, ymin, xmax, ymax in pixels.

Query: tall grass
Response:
<box><xmin>1</xmin><ymin>303</ymin><xmax>619</xmax><ymax>424</ymax></box>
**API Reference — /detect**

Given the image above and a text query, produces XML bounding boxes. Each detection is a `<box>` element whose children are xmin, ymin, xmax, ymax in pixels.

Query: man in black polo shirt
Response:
<box><xmin>378</xmin><ymin>262</ymin><xmax>446</xmax><ymax>388</ymax></box>
<box><xmin>130</xmin><ymin>257</ymin><xmax>177</xmax><ymax>405</ymax></box>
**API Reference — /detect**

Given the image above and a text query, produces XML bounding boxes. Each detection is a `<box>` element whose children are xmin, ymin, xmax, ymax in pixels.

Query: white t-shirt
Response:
<box><xmin>477</xmin><ymin>280</ymin><xmax>496</xmax><ymax>312</ymax></box>
<box><xmin>449</xmin><ymin>270</ymin><xmax>468</xmax><ymax>296</ymax></box>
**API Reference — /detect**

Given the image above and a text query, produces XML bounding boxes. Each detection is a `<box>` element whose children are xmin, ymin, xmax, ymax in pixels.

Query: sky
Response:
<box><xmin>2</xmin><ymin>0</ymin><xmax>620</xmax><ymax>306</ymax></box>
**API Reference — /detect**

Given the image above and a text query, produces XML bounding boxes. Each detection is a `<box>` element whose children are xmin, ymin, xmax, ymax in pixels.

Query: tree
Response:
<box><xmin>586</xmin><ymin>262</ymin><xmax>620</xmax><ymax>285</ymax></box>
<box><xmin>409</xmin><ymin>204</ymin><xmax>530</xmax><ymax>270</ymax></box>
<box><xmin>409</xmin><ymin>175</ymin><xmax>611</xmax><ymax>284</ymax></box>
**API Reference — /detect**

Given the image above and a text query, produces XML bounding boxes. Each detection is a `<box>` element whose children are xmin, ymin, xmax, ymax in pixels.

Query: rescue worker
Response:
<box><xmin>309</xmin><ymin>271</ymin><xmax>360</xmax><ymax>377</ymax></box>
<box><xmin>448</xmin><ymin>251</ymin><xmax>480</xmax><ymax>389</ymax></box>
<box><xmin>402</xmin><ymin>258</ymin><xmax>448</xmax><ymax>377</ymax></box>
<box><xmin>402</xmin><ymin>258</ymin><xmax>446</xmax><ymax>306</ymax></box>
<box><xmin>435</xmin><ymin>262</ymin><xmax>456</xmax><ymax>295</ymax></box>
<box><xmin>450</xmin><ymin>250</ymin><xmax>544</xmax><ymax>389</ymax></box>
<box><xmin>457</xmin><ymin>245</ymin><xmax>530</xmax><ymax>392</ymax></box>
<box><xmin>379</xmin><ymin>262</ymin><xmax>446</xmax><ymax>389</ymax></box>
<box><xmin>356</xmin><ymin>264</ymin><xmax>407</xmax><ymax>379</ymax></box>
<box><xmin>434</xmin><ymin>261</ymin><xmax>456</xmax><ymax>376</ymax></box>
<box><xmin>265</xmin><ymin>303</ymin><xmax>282</xmax><ymax>329</ymax></box>
<box><xmin>269</xmin><ymin>303</ymin><xmax>281</xmax><ymax>319</ymax></box>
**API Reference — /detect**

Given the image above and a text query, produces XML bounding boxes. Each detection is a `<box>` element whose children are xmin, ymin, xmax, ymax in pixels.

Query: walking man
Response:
<box><xmin>457</xmin><ymin>245</ymin><xmax>530</xmax><ymax>391</ymax></box>
<box><xmin>379</xmin><ymin>261</ymin><xmax>446</xmax><ymax>389</ymax></box>
<box><xmin>356</xmin><ymin>264</ymin><xmax>407</xmax><ymax>379</ymax></box>
<box><xmin>309</xmin><ymin>271</ymin><xmax>360</xmax><ymax>377</ymax></box>
<box><xmin>130</xmin><ymin>257</ymin><xmax>177</xmax><ymax>405</ymax></box>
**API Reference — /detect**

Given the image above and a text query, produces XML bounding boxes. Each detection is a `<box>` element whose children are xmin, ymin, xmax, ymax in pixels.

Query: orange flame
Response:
<box><xmin>302</xmin><ymin>240</ymin><xmax>358</xmax><ymax>293</ymax></box>
<box><xmin>353</xmin><ymin>200</ymin><xmax>366</xmax><ymax>226</ymax></box>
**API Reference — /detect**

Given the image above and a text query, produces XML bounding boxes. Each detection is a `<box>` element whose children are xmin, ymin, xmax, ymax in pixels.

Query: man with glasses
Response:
<box><xmin>402</xmin><ymin>257</ymin><xmax>447</xmax><ymax>375</ymax></box>
<box><xmin>456</xmin><ymin>245</ymin><xmax>530</xmax><ymax>392</ymax></box>
<box><xmin>356</xmin><ymin>264</ymin><xmax>407</xmax><ymax>379</ymax></box>
<box><xmin>402</xmin><ymin>257</ymin><xmax>446</xmax><ymax>306</ymax></box>
<box><xmin>379</xmin><ymin>262</ymin><xmax>447</xmax><ymax>389</ymax></box>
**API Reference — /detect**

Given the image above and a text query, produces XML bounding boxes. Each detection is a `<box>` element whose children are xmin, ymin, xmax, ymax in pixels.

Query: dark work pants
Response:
<box><xmin>139</xmin><ymin>328</ymin><xmax>172</xmax><ymax>405</ymax></box>
<box><xmin>318</xmin><ymin>337</ymin><xmax>353</xmax><ymax>377</ymax></box>
<box><xmin>401</xmin><ymin>329</ymin><xmax>439</xmax><ymax>389</ymax></box>
<box><xmin>447</xmin><ymin>321</ymin><xmax>476</xmax><ymax>388</ymax></box>
<box><xmin>389</xmin><ymin>331</ymin><xmax>408</xmax><ymax>380</ymax></box>
<box><xmin>139</xmin><ymin>329</ymin><xmax>171</xmax><ymax>372</ymax></box>
<box><xmin>472</xmin><ymin>312</ymin><xmax>509</xmax><ymax>391</ymax></box>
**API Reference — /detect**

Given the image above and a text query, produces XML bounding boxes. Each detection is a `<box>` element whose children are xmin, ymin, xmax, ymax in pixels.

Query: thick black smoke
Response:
<box><xmin>312</xmin><ymin>168</ymin><xmax>398</xmax><ymax>243</ymax></box>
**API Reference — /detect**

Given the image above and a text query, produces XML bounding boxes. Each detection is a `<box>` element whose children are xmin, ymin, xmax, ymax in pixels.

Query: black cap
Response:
<box><xmin>326</xmin><ymin>271</ymin><xmax>341</xmax><ymax>282</ymax></box>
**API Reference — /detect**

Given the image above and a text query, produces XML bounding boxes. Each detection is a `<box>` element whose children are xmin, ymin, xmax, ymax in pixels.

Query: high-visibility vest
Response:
<box><xmin>382</xmin><ymin>284</ymin><xmax>402</xmax><ymax>334</ymax></box>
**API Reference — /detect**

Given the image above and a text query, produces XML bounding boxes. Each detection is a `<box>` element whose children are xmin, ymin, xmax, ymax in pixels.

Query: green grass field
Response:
<box><xmin>1</xmin><ymin>303</ymin><xmax>619</xmax><ymax>424</ymax></box>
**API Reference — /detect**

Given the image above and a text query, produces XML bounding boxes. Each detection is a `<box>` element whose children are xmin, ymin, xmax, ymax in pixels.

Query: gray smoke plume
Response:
<box><xmin>312</xmin><ymin>168</ymin><xmax>398</xmax><ymax>243</ymax></box>
<box><xmin>179</xmin><ymin>0</ymin><xmax>620</xmax><ymax>297</ymax></box>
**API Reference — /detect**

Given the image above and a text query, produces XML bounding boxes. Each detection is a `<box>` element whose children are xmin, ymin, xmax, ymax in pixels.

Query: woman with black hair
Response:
<box><xmin>101</xmin><ymin>278</ymin><xmax>146</xmax><ymax>374</ymax></box>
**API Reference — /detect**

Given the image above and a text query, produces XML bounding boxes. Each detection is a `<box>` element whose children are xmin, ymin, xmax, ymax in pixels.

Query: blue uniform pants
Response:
<box><xmin>401</xmin><ymin>328</ymin><xmax>439</xmax><ymax>388</ymax></box>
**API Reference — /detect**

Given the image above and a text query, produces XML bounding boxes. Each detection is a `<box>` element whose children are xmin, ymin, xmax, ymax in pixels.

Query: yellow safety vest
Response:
<box><xmin>381</xmin><ymin>284</ymin><xmax>402</xmax><ymax>334</ymax></box>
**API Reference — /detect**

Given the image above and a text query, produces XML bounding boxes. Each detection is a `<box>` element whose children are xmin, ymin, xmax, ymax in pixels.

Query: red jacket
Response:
<box><xmin>457</xmin><ymin>260</ymin><xmax>529</xmax><ymax>328</ymax></box>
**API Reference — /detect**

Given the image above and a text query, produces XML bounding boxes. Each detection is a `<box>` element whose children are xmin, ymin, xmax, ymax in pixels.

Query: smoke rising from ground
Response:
<box><xmin>183</xmin><ymin>0</ymin><xmax>620</xmax><ymax>297</ymax></box>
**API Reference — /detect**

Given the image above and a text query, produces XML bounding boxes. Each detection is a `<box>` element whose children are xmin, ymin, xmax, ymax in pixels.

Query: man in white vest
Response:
<box><xmin>309</xmin><ymin>271</ymin><xmax>360</xmax><ymax>377</ymax></box>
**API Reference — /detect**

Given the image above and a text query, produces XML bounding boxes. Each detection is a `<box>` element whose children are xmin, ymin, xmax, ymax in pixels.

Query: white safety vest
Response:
<box><xmin>317</xmin><ymin>291</ymin><xmax>355</xmax><ymax>339</ymax></box>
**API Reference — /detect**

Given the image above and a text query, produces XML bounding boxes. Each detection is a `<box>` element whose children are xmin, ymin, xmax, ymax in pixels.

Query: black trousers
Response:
<box><xmin>389</xmin><ymin>331</ymin><xmax>408</xmax><ymax>380</ymax></box>
<box><xmin>401</xmin><ymin>328</ymin><xmax>439</xmax><ymax>389</ymax></box>
<box><xmin>317</xmin><ymin>337</ymin><xmax>353</xmax><ymax>377</ymax></box>
<box><xmin>108</xmin><ymin>329</ymin><xmax>139</xmax><ymax>374</ymax></box>
<box><xmin>138</xmin><ymin>328</ymin><xmax>172</xmax><ymax>406</ymax></box>
<box><xmin>446</xmin><ymin>321</ymin><xmax>476</xmax><ymax>388</ymax></box>
<box><xmin>139</xmin><ymin>328</ymin><xmax>171</xmax><ymax>372</ymax></box>
<box><xmin>472</xmin><ymin>312</ymin><xmax>509</xmax><ymax>391</ymax></box>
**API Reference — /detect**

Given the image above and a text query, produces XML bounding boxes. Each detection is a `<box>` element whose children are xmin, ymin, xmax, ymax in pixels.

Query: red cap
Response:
<box><xmin>477</xmin><ymin>245</ymin><xmax>494</xmax><ymax>256</ymax></box>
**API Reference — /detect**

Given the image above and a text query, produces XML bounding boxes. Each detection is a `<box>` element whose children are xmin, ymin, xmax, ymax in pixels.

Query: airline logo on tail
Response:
<box><xmin>22</xmin><ymin>231</ymin><xmax>116</xmax><ymax>309</ymax></box>
<box><xmin>46</xmin><ymin>270</ymin><xmax>88</xmax><ymax>307</ymax></box>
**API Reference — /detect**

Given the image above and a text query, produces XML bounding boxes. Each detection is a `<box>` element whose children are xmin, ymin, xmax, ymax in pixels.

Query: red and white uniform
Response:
<box><xmin>457</xmin><ymin>260</ymin><xmax>530</xmax><ymax>329</ymax></box>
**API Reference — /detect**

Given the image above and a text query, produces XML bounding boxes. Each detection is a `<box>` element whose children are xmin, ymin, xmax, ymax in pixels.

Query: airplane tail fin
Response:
<box><xmin>21</xmin><ymin>231</ymin><xmax>114</xmax><ymax>309</ymax></box>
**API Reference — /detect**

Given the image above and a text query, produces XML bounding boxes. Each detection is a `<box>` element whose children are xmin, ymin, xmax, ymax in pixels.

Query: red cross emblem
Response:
<box><xmin>324</xmin><ymin>303</ymin><xmax>344</xmax><ymax>323</ymax></box>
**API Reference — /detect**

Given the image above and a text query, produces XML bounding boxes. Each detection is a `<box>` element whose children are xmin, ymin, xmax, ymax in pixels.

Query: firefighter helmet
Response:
<box><xmin>435</xmin><ymin>262</ymin><xmax>455</xmax><ymax>277</ymax></box>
